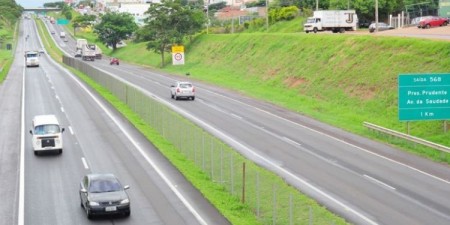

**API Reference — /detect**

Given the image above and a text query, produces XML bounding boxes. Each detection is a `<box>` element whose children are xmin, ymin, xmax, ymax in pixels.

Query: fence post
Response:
<box><xmin>242</xmin><ymin>162</ymin><xmax>246</xmax><ymax>203</ymax></box>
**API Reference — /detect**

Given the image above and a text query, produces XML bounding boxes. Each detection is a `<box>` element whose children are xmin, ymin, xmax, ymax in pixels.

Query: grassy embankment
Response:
<box><xmin>0</xmin><ymin>18</ymin><xmax>17</xmax><ymax>83</ymax></box>
<box><xmin>105</xmin><ymin>32</ymin><xmax>450</xmax><ymax>164</ymax></box>
<box><xmin>162</xmin><ymin>33</ymin><xmax>450</xmax><ymax>164</ymax></box>
<box><xmin>37</xmin><ymin>18</ymin><xmax>347</xmax><ymax>225</ymax></box>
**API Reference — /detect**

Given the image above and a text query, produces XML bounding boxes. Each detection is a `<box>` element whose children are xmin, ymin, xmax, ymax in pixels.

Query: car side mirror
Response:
<box><xmin>61</xmin><ymin>128</ymin><xmax>65</xmax><ymax>133</ymax></box>
<box><xmin>80</xmin><ymin>188</ymin><xmax>87</xmax><ymax>193</ymax></box>
<box><xmin>29</xmin><ymin>130</ymin><xmax>32</xmax><ymax>135</ymax></box>
<box><xmin>124</xmin><ymin>185</ymin><xmax>130</xmax><ymax>190</ymax></box>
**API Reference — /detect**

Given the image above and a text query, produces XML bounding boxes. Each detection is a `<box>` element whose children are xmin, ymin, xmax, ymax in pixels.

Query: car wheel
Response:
<box><xmin>124</xmin><ymin>211</ymin><xmax>130</xmax><ymax>217</ymax></box>
<box><xmin>171</xmin><ymin>93</ymin><xmax>174</xmax><ymax>99</ymax></box>
<box><xmin>443</xmin><ymin>22</ymin><xmax>448</xmax><ymax>26</ymax></box>
<box><xmin>191</xmin><ymin>96</ymin><xmax>195</xmax><ymax>100</ymax></box>
<box><xmin>313</xmin><ymin>27</ymin><xmax>318</xmax><ymax>33</ymax></box>
<box><xmin>86</xmin><ymin>207</ymin><xmax>92</xmax><ymax>219</ymax></box>
<box><xmin>34</xmin><ymin>151</ymin><xmax>38</xmax><ymax>156</ymax></box>
<box><xmin>59</xmin><ymin>149</ymin><xmax>62</xmax><ymax>154</ymax></box>
<box><xmin>425</xmin><ymin>24</ymin><xmax>430</xmax><ymax>29</ymax></box>
<box><xmin>175</xmin><ymin>95</ymin><xmax>179</xmax><ymax>100</ymax></box>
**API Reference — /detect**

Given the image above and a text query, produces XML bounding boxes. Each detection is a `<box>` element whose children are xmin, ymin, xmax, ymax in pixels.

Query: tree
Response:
<box><xmin>138</xmin><ymin>0</ymin><xmax>205</xmax><ymax>67</ymax></box>
<box><xmin>94</xmin><ymin>12</ymin><xmax>137</xmax><ymax>50</ymax></box>
<box><xmin>72</xmin><ymin>14</ymin><xmax>96</xmax><ymax>35</ymax></box>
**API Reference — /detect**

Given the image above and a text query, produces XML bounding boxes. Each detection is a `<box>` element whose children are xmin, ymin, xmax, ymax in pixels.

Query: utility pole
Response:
<box><xmin>375</xmin><ymin>0</ymin><xmax>378</xmax><ymax>32</ymax></box>
<box><xmin>266</xmin><ymin>0</ymin><xmax>269</xmax><ymax>30</ymax></box>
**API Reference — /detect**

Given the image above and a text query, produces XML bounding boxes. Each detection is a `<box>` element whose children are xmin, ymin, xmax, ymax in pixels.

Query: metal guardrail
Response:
<box><xmin>363</xmin><ymin>122</ymin><xmax>450</xmax><ymax>154</ymax></box>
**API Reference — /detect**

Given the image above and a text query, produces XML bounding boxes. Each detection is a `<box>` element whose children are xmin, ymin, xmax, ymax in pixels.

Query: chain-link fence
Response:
<box><xmin>63</xmin><ymin>56</ymin><xmax>346</xmax><ymax>225</ymax></box>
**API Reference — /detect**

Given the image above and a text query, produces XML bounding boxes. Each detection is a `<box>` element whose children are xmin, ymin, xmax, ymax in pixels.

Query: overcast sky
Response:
<box><xmin>16</xmin><ymin>0</ymin><xmax>55</xmax><ymax>8</ymax></box>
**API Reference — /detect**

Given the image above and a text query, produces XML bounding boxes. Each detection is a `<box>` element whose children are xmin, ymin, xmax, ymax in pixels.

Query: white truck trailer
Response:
<box><xmin>82</xmin><ymin>44</ymin><xmax>96</xmax><ymax>61</ymax></box>
<box><xmin>304</xmin><ymin>10</ymin><xmax>358</xmax><ymax>33</ymax></box>
<box><xmin>60</xmin><ymin>31</ymin><xmax>66</xmax><ymax>38</ymax></box>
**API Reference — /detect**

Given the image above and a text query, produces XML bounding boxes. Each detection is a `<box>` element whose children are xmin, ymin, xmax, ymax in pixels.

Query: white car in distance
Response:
<box><xmin>170</xmin><ymin>81</ymin><xmax>195</xmax><ymax>100</ymax></box>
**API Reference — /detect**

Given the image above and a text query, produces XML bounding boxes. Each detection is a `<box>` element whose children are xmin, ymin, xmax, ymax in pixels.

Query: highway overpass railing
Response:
<box><xmin>363</xmin><ymin>122</ymin><xmax>450</xmax><ymax>154</ymax></box>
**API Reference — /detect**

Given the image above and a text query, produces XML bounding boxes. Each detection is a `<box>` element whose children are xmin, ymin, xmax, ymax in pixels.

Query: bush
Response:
<box><xmin>269</xmin><ymin>6</ymin><xmax>299</xmax><ymax>23</ymax></box>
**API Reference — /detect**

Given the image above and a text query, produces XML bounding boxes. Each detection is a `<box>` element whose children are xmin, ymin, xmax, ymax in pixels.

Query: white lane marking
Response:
<box><xmin>81</xmin><ymin>157</ymin><xmax>89</xmax><ymax>170</ymax></box>
<box><xmin>68</xmin><ymin>126</ymin><xmax>74</xmax><ymax>135</ymax></box>
<box><xmin>92</xmin><ymin>67</ymin><xmax>378</xmax><ymax>225</ymax></box>
<box><xmin>19</xmin><ymin>60</ymin><xmax>26</xmax><ymax>225</ymax></box>
<box><xmin>201</xmin><ymin>89</ymin><xmax>450</xmax><ymax>185</ymax></box>
<box><xmin>364</xmin><ymin>175</ymin><xmax>396</xmax><ymax>190</ymax></box>
<box><xmin>230</xmin><ymin>113</ymin><xmax>242</xmax><ymax>120</ymax></box>
<box><xmin>47</xmin><ymin>61</ymin><xmax>209</xmax><ymax>225</ymax></box>
<box><xmin>282</xmin><ymin>137</ymin><xmax>301</xmax><ymax>146</ymax></box>
<box><xmin>60</xmin><ymin>107</ymin><xmax>64</xmax><ymax>113</ymax></box>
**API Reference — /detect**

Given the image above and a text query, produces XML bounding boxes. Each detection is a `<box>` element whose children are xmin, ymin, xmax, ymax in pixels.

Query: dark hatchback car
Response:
<box><xmin>79</xmin><ymin>174</ymin><xmax>130</xmax><ymax>219</ymax></box>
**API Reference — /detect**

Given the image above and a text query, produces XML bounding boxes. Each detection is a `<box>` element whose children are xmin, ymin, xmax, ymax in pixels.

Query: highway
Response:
<box><xmin>0</xmin><ymin>18</ymin><xmax>230</xmax><ymax>225</ymax></box>
<box><xmin>45</xmin><ymin>17</ymin><xmax>450</xmax><ymax>225</ymax></box>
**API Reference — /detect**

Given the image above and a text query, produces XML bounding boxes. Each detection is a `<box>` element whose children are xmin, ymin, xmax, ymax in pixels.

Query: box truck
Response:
<box><xmin>60</xmin><ymin>31</ymin><xmax>66</xmax><ymax>38</ymax></box>
<box><xmin>76</xmin><ymin>39</ymin><xmax>87</xmax><ymax>50</ymax></box>
<box><xmin>82</xmin><ymin>43</ymin><xmax>96</xmax><ymax>61</ymax></box>
<box><xmin>304</xmin><ymin>10</ymin><xmax>358</xmax><ymax>33</ymax></box>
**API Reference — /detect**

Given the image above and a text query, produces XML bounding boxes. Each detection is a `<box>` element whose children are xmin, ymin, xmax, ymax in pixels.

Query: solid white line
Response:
<box><xmin>60</xmin><ymin>107</ymin><xmax>64</xmax><ymax>113</ymax></box>
<box><xmin>282</xmin><ymin>137</ymin><xmax>301</xmax><ymax>146</ymax></box>
<box><xmin>19</xmin><ymin>57</ymin><xmax>26</xmax><ymax>225</ymax></box>
<box><xmin>68</xmin><ymin>126</ymin><xmax>74</xmax><ymax>135</ymax></box>
<box><xmin>364</xmin><ymin>175</ymin><xmax>396</xmax><ymax>190</ymax></box>
<box><xmin>81</xmin><ymin>157</ymin><xmax>89</xmax><ymax>170</ymax></box>
<box><xmin>230</xmin><ymin>113</ymin><xmax>242</xmax><ymax>119</ymax></box>
<box><xmin>48</xmin><ymin>62</ymin><xmax>209</xmax><ymax>225</ymax></box>
<box><xmin>202</xmin><ymin>89</ymin><xmax>450</xmax><ymax>185</ymax></box>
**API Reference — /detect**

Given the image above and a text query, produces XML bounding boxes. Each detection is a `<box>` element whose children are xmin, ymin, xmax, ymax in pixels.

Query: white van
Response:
<box><xmin>29</xmin><ymin>115</ymin><xmax>65</xmax><ymax>155</ymax></box>
<box><xmin>24</xmin><ymin>51</ymin><xmax>39</xmax><ymax>67</ymax></box>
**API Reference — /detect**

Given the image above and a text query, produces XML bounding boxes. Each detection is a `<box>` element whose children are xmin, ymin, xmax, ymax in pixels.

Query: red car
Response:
<box><xmin>418</xmin><ymin>16</ymin><xmax>449</xmax><ymax>29</ymax></box>
<box><xmin>110</xmin><ymin>58</ymin><xmax>119</xmax><ymax>65</ymax></box>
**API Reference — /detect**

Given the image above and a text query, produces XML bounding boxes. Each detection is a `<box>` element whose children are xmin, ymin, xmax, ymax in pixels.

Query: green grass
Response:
<box><xmin>73</xmin><ymin>21</ymin><xmax>450</xmax><ymax>164</ymax></box>
<box><xmin>37</xmin><ymin>18</ymin><xmax>350</xmax><ymax>224</ymax></box>
<box><xmin>0</xmin><ymin>19</ymin><xmax>17</xmax><ymax>83</ymax></box>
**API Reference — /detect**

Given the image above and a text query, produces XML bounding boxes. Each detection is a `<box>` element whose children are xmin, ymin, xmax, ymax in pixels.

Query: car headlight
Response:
<box><xmin>120</xmin><ymin>199</ymin><xmax>129</xmax><ymax>204</ymax></box>
<box><xmin>89</xmin><ymin>201</ymin><xmax>99</xmax><ymax>206</ymax></box>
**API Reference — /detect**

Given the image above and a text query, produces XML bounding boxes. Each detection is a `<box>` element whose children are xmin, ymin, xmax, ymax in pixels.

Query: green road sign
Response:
<box><xmin>57</xmin><ymin>19</ymin><xmax>69</xmax><ymax>25</ymax></box>
<box><xmin>398</xmin><ymin>74</ymin><xmax>450</xmax><ymax>121</ymax></box>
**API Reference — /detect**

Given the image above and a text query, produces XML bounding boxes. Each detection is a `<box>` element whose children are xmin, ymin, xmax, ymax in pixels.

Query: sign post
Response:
<box><xmin>398</xmin><ymin>73</ymin><xmax>450</xmax><ymax>121</ymax></box>
<box><xmin>171</xmin><ymin>45</ymin><xmax>185</xmax><ymax>65</ymax></box>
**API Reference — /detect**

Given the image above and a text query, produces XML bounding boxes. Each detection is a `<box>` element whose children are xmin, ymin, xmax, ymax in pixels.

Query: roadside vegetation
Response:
<box><xmin>36</xmin><ymin>17</ymin><xmax>348</xmax><ymax>225</ymax></box>
<box><xmin>0</xmin><ymin>0</ymin><xmax>22</xmax><ymax>83</ymax></box>
<box><xmin>28</xmin><ymin>0</ymin><xmax>450</xmax><ymax>224</ymax></box>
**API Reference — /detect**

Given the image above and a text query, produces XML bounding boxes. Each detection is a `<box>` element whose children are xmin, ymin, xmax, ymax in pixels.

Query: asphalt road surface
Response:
<box><xmin>0</xmin><ymin>18</ymin><xmax>230</xmax><ymax>225</ymax></box>
<box><xmin>45</xmin><ymin>19</ymin><xmax>450</xmax><ymax>225</ymax></box>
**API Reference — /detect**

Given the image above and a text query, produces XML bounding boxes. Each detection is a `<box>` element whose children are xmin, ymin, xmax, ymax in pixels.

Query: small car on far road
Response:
<box><xmin>110</xmin><ymin>58</ymin><xmax>119</xmax><ymax>65</ymax></box>
<box><xmin>170</xmin><ymin>81</ymin><xmax>195</xmax><ymax>100</ymax></box>
<box><xmin>79</xmin><ymin>174</ymin><xmax>131</xmax><ymax>219</ymax></box>
<box><xmin>369</xmin><ymin>22</ymin><xmax>394</xmax><ymax>33</ymax></box>
<box><xmin>418</xmin><ymin>16</ymin><xmax>449</xmax><ymax>29</ymax></box>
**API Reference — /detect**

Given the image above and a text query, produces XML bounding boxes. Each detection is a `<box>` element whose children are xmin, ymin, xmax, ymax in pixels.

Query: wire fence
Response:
<box><xmin>63</xmin><ymin>56</ymin><xmax>346</xmax><ymax>225</ymax></box>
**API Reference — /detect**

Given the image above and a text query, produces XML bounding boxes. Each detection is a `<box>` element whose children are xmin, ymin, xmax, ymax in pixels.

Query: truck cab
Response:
<box><xmin>29</xmin><ymin>115</ymin><xmax>65</xmax><ymax>155</ymax></box>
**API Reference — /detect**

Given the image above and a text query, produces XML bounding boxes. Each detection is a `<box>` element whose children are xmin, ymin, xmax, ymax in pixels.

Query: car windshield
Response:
<box><xmin>34</xmin><ymin>124</ymin><xmax>60</xmax><ymax>135</ymax></box>
<box><xmin>89</xmin><ymin>179</ymin><xmax>122</xmax><ymax>193</ymax></box>
<box><xmin>179</xmin><ymin>83</ymin><xmax>192</xmax><ymax>88</ymax></box>
<box><xmin>26</xmin><ymin>53</ymin><xmax>38</xmax><ymax>58</ymax></box>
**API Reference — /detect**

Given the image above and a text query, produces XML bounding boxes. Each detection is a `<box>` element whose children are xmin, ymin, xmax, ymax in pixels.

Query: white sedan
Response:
<box><xmin>170</xmin><ymin>81</ymin><xmax>195</xmax><ymax>100</ymax></box>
